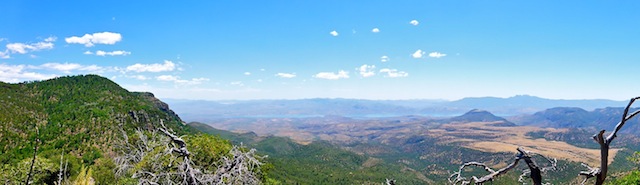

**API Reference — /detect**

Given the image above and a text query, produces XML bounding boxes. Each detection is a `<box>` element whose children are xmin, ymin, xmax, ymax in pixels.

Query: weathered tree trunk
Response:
<box><xmin>25</xmin><ymin>126</ymin><xmax>39</xmax><ymax>185</ymax></box>
<box><xmin>580</xmin><ymin>97</ymin><xmax>640</xmax><ymax>185</ymax></box>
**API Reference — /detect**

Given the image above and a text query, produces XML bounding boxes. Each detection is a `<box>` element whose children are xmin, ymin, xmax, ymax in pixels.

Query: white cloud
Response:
<box><xmin>0</xmin><ymin>64</ymin><xmax>56</xmax><ymax>83</ymax></box>
<box><xmin>380</xmin><ymin>55</ymin><xmax>389</xmax><ymax>62</ymax></box>
<box><xmin>65</xmin><ymin>32</ymin><xmax>122</xmax><ymax>47</ymax></box>
<box><xmin>44</xmin><ymin>36</ymin><xmax>57</xmax><ymax>42</ymax></box>
<box><xmin>410</xmin><ymin>20</ymin><xmax>419</xmax><ymax>26</ymax></box>
<box><xmin>2</xmin><ymin>37</ymin><xmax>56</xmax><ymax>58</ymax></box>
<box><xmin>357</xmin><ymin>64</ymin><xmax>376</xmax><ymax>78</ymax></box>
<box><xmin>128</xmin><ymin>75</ymin><xmax>149</xmax><ymax>80</ymax></box>
<box><xmin>157</xmin><ymin>75</ymin><xmax>209</xmax><ymax>85</ymax></box>
<box><xmin>6</xmin><ymin>41</ymin><xmax>54</xmax><ymax>54</ymax></box>
<box><xmin>83</xmin><ymin>51</ymin><xmax>93</xmax><ymax>55</ymax></box>
<box><xmin>330</xmin><ymin>30</ymin><xmax>339</xmax><ymax>37</ymax></box>
<box><xmin>260</xmin><ymin>68</ymin><xmax>266</xmax><ymax>71</ymax></box>
<box><xmin>275</xmin><ymin>73</ymin><xmax>296</xmax><ymax>78</ymax></box>
<box><xmin>157</xmin><ymin>75</ymin><xmax>179</xmax><ymax>81</ymax></box>
<box><xmin>40</xmin><ymin>63</ymin><xmax>81</xmax><ymax>72</ymax></box>
<box><xmin>412</xmin><ymin>49</ymin><xmax>425</xmax><ymax>58</ymax></box>
<box><xmin>37</xmin><ymin>62</ymin><xmax>103</xmax><ymax>73</ymax></box>
<box><xmin>244</xmin><ymin>72</ymin><xmax>251</xmax><ymax>76</ymax></box>
<box><xmin>95</xmin><ymin>50</ymin><xmax>131</xmax><ymax>56</ymax></box>
<box><xmin>314</xmin><ymin>70</ymin><xmax>349</xmax><ymax>80</ymax></box>
<box><xmin>230</xmin><ymin>81</ymin><xmax>244</xmax><ymax>86</ymax></box>
<box><xmin>372</xmin><ymin>28</ymin><xmax>380</xmax><ymax>33</ymax></box>
<box><xmin>0</xmin><ymin>50</ymin><xmax>9</xmax><ymax>59</ymax></box>
<box><xmin>428</xmin><ymin>52</ymin><xmax>447</xmax><ymax>58</ymax></box>
<box><xmin>379</xmin><ymin>68</ymin><xmax>408</xmax><ymax>78</ymax></box>
<box><xmin>126</xmin><ymin>60</ymin><xmax>175</xmax><ymax>73</ymax></box>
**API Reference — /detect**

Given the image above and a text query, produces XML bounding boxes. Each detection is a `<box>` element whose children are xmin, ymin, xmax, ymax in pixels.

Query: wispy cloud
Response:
<box><xmin>5</xmin><ymin>36</ymin><xmax>56</xmax><ymax>55</ymax></box>
<box><xmin>330</xmin><ymin>30</ymin><xmax>339</xmax><ymax>37</ymax></box>
<box><xmin>244</xmin><ymin>72</ymin><xmax>251</xmax><ymax>76</ymax></box>
<box><xmin>379</xmin><ymin>68</ymin><xmax>408</xmax><ymax>78</ymax></box>
<box><xmin>0</xmin><ymin>50</ymin><xmax>8</xmax><ymax>59</ymax></box>
<box><xmin>372</xmin><ymin>28</ymin><xmax>380</xmax><ymax>33</ymax></box>
<box><xmin>357</xmin><ymin>64</ymin><xmax>376</xmax><ymax>77</ymax></box>
<box><xmin>0</xmin><ymin>64</ymin><xmax>56</xmax><ymax>83</ymax></box>
<box><xmin>429</xmin><ymin>52</ymin><xmax>446</xmax><ymax>58</ymax></box>
<box><xmin>410</xmin><ymin>20</ymin><xmax>419</xmax><ymax>26</ymax></box>
<box><xmin>0</xmin><ymin>37</ymin><xmax>57</xmax><ymax>59</ymax></box>
<box><xmin>314</xmin><ymin>70</ymin><xmax>349</xmax><ymax>80</ymax></box>
<box><xmin>381</xmin><ymin>55</ymin><xmax>389</xmax><ymax>62</ymax></box>
<box><xmin>128</xmin><ymin>75</ymin><xmax>149</xmax><ymax>80</ymax></box>
<box><xmin>65</xmin><ymin>32</ymin><xmax>122</xmax><ymax>47</ymax></box>
<box><xmin>412</xmin><ymin>49</ymin><xmax>425</xmax><ymax>58</ymax></box>
<box><xmin>275</xmin><ymin>73</ymin><xmax>296</xmax><ymax>78</ymax></box>
<box><xmin>35</xmin><ymin>62</ymin><xmax>103</xmax><ymax>73</ymax></box>
<box><xmin>230</xmin><ymin>81</ymin><xmax>244</xmax><ymax>86</ymax></box>
<box><xmin>126</xmin><ymin>60</ymin><xmax>175</xmax><ymax>73</ymax></box>
<box><xmin>157</xmin><ymin>75</ymin><xmax>209</xmax><ymax>85</ymax></box>
<box><xmin>44</xmin><ymin>36</ymin><xmax>57</xmax><ymax>42</ymax></box>
<box><xmin>97</xmin><ymin>50</ymin><xmax>131</xmax><ymax>56</ymax></box>
<box><xmin>6</xmin><ymin>42</ymin><xmax>53</xmax><ymax>54</ymax></box>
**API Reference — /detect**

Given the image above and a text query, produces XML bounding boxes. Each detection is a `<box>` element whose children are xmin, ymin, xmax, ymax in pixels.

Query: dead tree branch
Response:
<box><xmin>25</xmin><ymin>125</ymin><xmax>39</xmax><ymax>185</ymax></box>
<box><xmin>385</xmin><ymin>178</ymin><xmax>396</xmax><ymax>185</ymax></box>
<box><xmin>115</xmin><ymin>120</ymin><xmax>264</xmax><ymax>184</ymax></box>
<box><xmin>517</xmin><ymin>147</ymin><xmax>557</xmax><ymax>185</ymax></box>
<box><xmin>579</xmin><ymin>97</ymin><xmax>640</xmax><ymax>185</ymax></box>
<box><xmin>449</xmin><ymin>147</ymin><xmax>556</xmax><ymax>185</ymax></box>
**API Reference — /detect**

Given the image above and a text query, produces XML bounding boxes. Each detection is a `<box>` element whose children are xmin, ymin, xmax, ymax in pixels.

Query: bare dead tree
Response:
<box><xmin>449</xmin><ymin>147</ymin><xmax>556</xmax><ymax>185</ymax></box>
<box><xmin>25</xmin><ymin>125</ymin><xmax>39</xmax><ymax>185</ymax></box>
<box><xmin>56</xmin><ymin>150</ymin><xmax>64</xmax><ymax>185</ymax></box>
<box><xmin>517</xmin><ymin>148</ymin><xmax>557</xmax><ymax>185</ymax></box>
<box><xmin>385</xmin><ymin>178</ymin><xmax>396</xmax><ymax>185</ymax></box>
<box><xmin>114</xmin><ymin>120</ymin><xmax>265</xmax><ymax>184</ymax></box>
<box><xmin>579</xmin><ymin>97</ymin><xmax>640</xmax><ymax>185</ymax></box>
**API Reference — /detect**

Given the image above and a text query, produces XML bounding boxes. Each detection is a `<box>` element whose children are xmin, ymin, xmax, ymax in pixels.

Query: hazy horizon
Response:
<box><xmin>158</xmin><ymin>94</ymin><xmax>629</xmax><ymax>102</ymax></box>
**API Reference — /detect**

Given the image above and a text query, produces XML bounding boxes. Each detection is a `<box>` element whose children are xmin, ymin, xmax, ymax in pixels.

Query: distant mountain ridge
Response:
<box><xmin>512</xmin><ymin>107</ymin><xmax>640</xmax><ymax>132</ymax></box>
<box><xmin>164</xmin><ymin>95</ymin><xmax>626</xmax><ymax>122</ymax></box>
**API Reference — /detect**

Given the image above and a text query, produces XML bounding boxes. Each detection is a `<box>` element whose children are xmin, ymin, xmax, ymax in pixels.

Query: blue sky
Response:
<box><xmin>1</xmin><ymin>1</ymin><xmax>639</xmax><ymax>100</ymax></box>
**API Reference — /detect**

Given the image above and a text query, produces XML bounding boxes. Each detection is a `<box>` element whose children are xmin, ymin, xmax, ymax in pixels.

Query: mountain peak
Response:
<box><xmin>448</xmin><ymin>109</ymin><xmax>515</xmax><ymax>126</ymax></box>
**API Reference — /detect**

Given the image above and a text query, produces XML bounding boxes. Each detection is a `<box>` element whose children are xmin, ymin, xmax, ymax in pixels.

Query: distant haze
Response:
<box><xmin>163</xmin><ymin>95</ymin><xmax>628</xmax><ymax>122</ymax></box>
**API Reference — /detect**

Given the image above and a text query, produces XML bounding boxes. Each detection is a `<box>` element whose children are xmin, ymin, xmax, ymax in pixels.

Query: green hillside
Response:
<box><xmin>188</xmin><ymin>122</ymin><xmax>429</xmax><ymax>184</ymax></box>
<box><xmin>0</xmin><ymin>75</ymin><xmax>248</xmax><ymax>184</ymax></box>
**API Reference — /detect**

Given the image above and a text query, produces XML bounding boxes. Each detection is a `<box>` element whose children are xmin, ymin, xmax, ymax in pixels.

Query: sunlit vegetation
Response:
<box><xmin>0</xmin><ymin>75</ymin><xmax>267</xmax><ymax>184</ymax></box>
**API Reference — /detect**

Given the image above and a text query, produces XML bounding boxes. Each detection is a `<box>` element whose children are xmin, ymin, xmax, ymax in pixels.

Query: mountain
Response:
<box><xmin>447</xmin><ymin>109</ymin><xmax>515</xmax><ymax>126</ymax></box>
<box><xmin>164</xmin><ymin>95</ymin><xmax>626</xmax><ymax>122</ymax></box>
<box><xmin>512</xmin><ymin>107</ymin><xmax>640</xmax><ymax>132</ymax></box>
<box><xmin>443</xmin><ymin>95</ymin><xmax>625</xmax><ymax>115</ymax></box>
<box><xmin>0</xmin><ymin>75</ymin><xmax>203</xmax><ymax>184</ymax></box>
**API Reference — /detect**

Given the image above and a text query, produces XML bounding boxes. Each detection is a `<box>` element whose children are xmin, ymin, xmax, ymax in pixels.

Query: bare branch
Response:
<box><xmin>450</xmin><ymin>147</ymin><xmax>556</xmax><ymax>185</ymax></box>
<box><xmin>606</xmin><ymin>97</ymin><xmax>640</xmax><ymax>143</ymax></box>
<box><xmin>579</xmin><ymin>97</ymin><xmax>640</xmax><ymax>185</ymax></box>
<box><xmin>115</xmin><ymin>120</ymin><xmax>265</xmax><ymax>184</ymax></box>
<box><xmin>25</xmin><ymin>125</ymin><xmax>39</xmax><ymax>185</ymax></box>
<box><xmin>449</xmin><ymin>159</ymin><xmax>520</xmax><ymax>184</ymax></box>
<box><xmin>385</xmin><ymin>178</ymin><xmax>396</xmax><ymax>185</ymax></box>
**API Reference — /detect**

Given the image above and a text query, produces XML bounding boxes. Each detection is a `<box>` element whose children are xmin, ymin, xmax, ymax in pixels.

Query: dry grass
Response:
<box><xmin>427</xmin><ymin>122</ymin><xmax>619</xmax><ymax>166</ymax></box>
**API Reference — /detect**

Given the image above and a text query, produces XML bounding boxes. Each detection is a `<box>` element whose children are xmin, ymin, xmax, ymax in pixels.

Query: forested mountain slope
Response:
<box><xmin>0</xmin><ymin>75</ymin><xmax>253</xmax><ymax>184</ymax></box>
